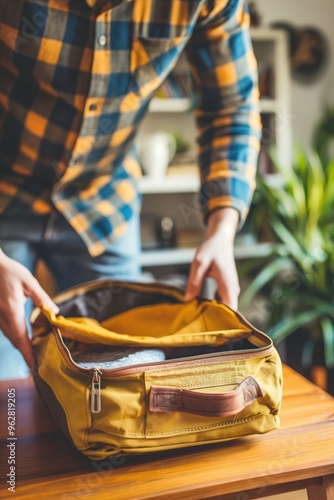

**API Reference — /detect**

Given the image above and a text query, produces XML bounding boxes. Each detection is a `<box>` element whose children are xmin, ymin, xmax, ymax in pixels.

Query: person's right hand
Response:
<box><xmin>0</xmin><ymin>251</ymin><xmax>59</xmax><ymax>370</ymax></box>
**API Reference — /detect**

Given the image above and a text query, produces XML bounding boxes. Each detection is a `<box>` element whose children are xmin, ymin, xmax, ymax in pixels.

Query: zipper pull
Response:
<box><xmin>91</xmin><ymin>369</ymin><xmax>101</xmax><ymax>414</ymax></box>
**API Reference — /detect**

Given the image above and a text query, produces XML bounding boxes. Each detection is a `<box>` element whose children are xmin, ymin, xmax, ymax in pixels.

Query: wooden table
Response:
<box><xmin>0</xmin><ymin>365</ymin><xmax>333</xmax><ymax>500</ymax></box>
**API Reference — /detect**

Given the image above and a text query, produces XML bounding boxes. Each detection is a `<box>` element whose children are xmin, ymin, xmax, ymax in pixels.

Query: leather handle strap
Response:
<box><xmin>149</xmin><ymin>376</ymin><xmax>263</xmax><ymax>417</ymax></box>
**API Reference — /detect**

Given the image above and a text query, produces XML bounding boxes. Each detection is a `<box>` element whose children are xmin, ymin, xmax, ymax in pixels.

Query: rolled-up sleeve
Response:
<box><xmin>186</xmin><ymin>0</ymin><xmax>262</xmax><ymax>227</ymax></box>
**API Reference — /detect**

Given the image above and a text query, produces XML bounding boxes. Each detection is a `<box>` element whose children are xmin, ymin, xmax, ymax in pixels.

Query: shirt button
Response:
<box><xmin>89</xmin><ymin>103</ymin><xmax>97</xmax><ymax>111</ymax></box>
<box><xmin>98</xmin><ymin>34</ymin><xmax>107</xmax><ymax>46</ymax></box>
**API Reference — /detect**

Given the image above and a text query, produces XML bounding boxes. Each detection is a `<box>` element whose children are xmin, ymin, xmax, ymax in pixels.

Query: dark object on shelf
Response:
<box><xmin>141</xmin><ymin>215</ymin><xmax>176</xmax><ymax>250</ymax></box>
<box><xmin>155</xmin><ymin>216</ymin><xmax>176</xmax><ymax>248</ymax></box>
<box><xmin>258</xmin><ymin>64</ymin><xmax>273</xmax><ymax>98</ymax></box>
<box><xmin>292</xmin><ymin>27</ymin><xmax>328</xmax><ymax>82</ymax></box>
<box><xmin>271</xmin><ymin>22</ymin><xmax>329</xmax><ymax>83</ymax></box>
<box><xmin>247</xmin><ymin>1</ymin><xmax>262</xmax><ymax>27</ymax></box>
<box><xmin>271</xmin><ymin>22</ymin><xmax>299</xmax><ymax>57</ymax></box>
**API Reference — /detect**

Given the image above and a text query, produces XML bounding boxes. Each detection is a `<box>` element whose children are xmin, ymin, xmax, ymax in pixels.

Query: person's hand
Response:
<box><xmin>184</xmin><ymin>208</ymin><xmax>240</xmax><ymax>309</ymax></box>
<box><xmin>0</xmin><ymin>250</ymin><xmax>59</xmax><ymax>369</ymax></box>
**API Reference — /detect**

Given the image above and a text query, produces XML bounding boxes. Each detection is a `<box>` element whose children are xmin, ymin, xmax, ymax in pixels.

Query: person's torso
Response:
<box><xmin>0</xmin><ymin>0</ymin><xmax>202</xmax><ymax>215</ymax></box>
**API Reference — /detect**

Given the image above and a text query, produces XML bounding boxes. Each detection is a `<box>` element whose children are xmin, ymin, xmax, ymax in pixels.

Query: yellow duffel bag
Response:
<box><xmin>31</xmin><ymin>279</ymin><xmax>282</xmax><ymax>460</ymax></box>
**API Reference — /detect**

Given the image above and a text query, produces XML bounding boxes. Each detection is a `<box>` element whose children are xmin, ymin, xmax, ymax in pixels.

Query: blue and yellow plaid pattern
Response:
<box><xmin>0</xmin><ymin>0</ymin><xmax>261</xmax><ymax>256</ymax></box>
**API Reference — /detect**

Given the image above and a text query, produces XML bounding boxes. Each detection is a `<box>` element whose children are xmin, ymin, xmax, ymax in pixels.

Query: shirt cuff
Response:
<box><xmin>200</xmin><ymin>174</ymin><xmax>256</xmax><ymax>230</ymax></box>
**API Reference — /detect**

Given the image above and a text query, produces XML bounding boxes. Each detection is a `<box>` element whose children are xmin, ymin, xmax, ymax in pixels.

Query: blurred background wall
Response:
<box><xmin>255</xmin><ymin>0</ymin><xmax>334</xmax><ymax>146</ymax></box>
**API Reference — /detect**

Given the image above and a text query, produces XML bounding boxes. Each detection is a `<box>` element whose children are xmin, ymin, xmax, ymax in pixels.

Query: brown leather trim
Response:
<box><xmin>149</xmin><ymin>377</ymin><xmax>263</xmax><ymax>417</ymax></box>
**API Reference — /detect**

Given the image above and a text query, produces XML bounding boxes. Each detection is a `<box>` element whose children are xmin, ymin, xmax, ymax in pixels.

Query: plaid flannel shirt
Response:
<box><xmin>0</xmin><ymin>0</ymin><xmax>261</xmax><ymax>256</ymax></box>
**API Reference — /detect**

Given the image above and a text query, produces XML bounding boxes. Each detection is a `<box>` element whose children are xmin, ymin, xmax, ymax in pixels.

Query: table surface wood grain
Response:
<box><xmin>0</xmin><ymin>365</ymin><xmax>334</xmax><ymax>500</ymax></box>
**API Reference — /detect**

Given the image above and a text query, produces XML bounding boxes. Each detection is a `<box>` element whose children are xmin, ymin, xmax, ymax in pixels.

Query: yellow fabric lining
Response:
<box><xmin>41</xmin><ymin>300</ymin><xmax>253</xmax><ymax>347</ymax></box>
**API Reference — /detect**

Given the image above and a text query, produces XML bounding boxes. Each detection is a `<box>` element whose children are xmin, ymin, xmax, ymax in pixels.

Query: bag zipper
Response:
<box><xmin>54</xmin><ymin>327</ymin><xmax>273</xmax><ymax>377</ymax></box>
<box><xmin>91</xmin><ymin>369</ymin><xmax>102</xmax><ymax>414</ymax></box>
<box><xmin>52</xmin><ymin>328</ymin><xmax>273</xmax><ymax>416</ymax></box>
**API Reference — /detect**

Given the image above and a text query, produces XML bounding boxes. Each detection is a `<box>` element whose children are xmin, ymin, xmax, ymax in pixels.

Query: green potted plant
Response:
<box><xmin>313</xmin><ymin>105</ymin><xmax>334</xmax><ymax>166</ymax></box>
<box><xmin>240</xmin><ymin>148</ymin><xmax>334</xmax><ymax>392</ymax></box>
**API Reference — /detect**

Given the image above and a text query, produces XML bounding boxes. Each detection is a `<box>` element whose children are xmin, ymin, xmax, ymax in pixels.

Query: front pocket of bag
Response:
<box><xmin>144</xmin><ymin>363</ymin><xmax>268</xmax><ymax>438</ymax></box>
<box><xmin>89</xmin><ymin>373</ymin><xmax>148</xmax><ymax>438</ymax></box>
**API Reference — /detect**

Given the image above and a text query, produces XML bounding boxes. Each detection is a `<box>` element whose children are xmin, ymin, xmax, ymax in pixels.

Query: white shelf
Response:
<box><xmin>149</xmin><ymin>98</ymin><xmax>193</xmax><ymax>113</ymax></box>
<box><xmin>139</xmin><ymin>28</ymin><xmax>291</xmax><ymax>274</ymax></box>
<box><xmin>141</xmin><ymin>242</ymin><xmax>275</xmax><ymax>267</ymax></box>
<box><xmin>260</xmin><ymin>98</ymin><xmax>278</xmax><ymax>113</ymax></box>
<box><xmin>250</xmin><ymin>27</ymin><xmax>287</xmax><ymax>42</ymax></box>
<box><xmin>235</xmin><ymin>242</ymin><xmax>276</xmax><ymax>259</ymax></box>
<box><xmin>149</xmin><ymin>97</ymin><xmax>278</xmax><ymax>114</ymax></box>
<box><xmin>141</xmin><ymin>247</ymin><xmax>196</xmax><ymax>267</ymax></box>
<box><xmin>139</xmin><ymin>170</ymin><xmax>284</xmax><ymax>195</ymax></box>
<box><xmin>139</xmin><ymin>174</ymin><xmax>199</xmax><ymax>194</ymax></box>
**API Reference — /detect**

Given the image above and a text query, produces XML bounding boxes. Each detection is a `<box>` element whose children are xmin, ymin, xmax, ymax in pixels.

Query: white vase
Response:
<box><xmin>139</xmin><ymin>131</ymin><xmax>176</xmax><ymax>178</ymax></box>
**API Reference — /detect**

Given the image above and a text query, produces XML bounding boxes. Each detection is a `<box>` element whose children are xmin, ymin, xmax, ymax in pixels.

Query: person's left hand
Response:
<box><xmin>184</xmin><ymin>207</ymin><xmax>240</xmax><ymax>309</ymax></box>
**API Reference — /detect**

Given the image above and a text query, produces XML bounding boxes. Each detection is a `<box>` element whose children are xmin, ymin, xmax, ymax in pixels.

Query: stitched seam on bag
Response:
<box><xmin>145</xmin><ymin>373</ymin><xmax>246</xmax><ymax>388</ymax></box>
<box><xmin>177</xmin><ymin>378</ymin><xmax>243</xmax><ymax>390</ymax></box>
<box><xmin>147</xmin><ymin>378</ymin><xmax>245</xmax><ymax>391</ymax></box>
<box><xmin>89</xmin><ymin>411</ymin><xmax>267</xmax><ymax>438</ymax></box>
<box><xmin>145</xmin><ymin>411</ymin><xmax>268</xmax><ymax>437</ymax></box>
<box><xmin>146</xmin><ymin>362</ymin><xmax>246</xmax><ymax>378</ymax></box>
<box><xmin>91</xmin><ymin>423</ymin><xmax>146</xmax><ymax>438</ymax></box>
<box><xmin>88</xmin><ymin>411</ymin><xmax>263</xmax><ymax>438</ymax></box>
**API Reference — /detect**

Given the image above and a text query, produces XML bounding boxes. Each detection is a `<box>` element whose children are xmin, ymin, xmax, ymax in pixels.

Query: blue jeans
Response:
<box><xmin>0</xmin><ymin>212</ymin><xmax>141</xmax><ymax>379</ymax></box>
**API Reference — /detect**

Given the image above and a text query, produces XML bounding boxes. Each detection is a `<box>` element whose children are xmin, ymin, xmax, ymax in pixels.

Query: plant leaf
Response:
<box><xmin>284</xmin><ymin>291</ymin><xmax>334</xmax><ymax>319</ymax></box>
<box><xmin>320</xmin><ymin>318</ymin><xmax>334</xmax><ymax>368</ymax></box>
<box><xmin>301</xmin><ymin>338</ymin><xmax>316</xmax><ymax>368</ymax></box>
<box><xmin>267</xmin><ymin>149</ymin><xmax>307</xmax><ymax>221</ymax></box>
<box><xmin>322</xmin><ymin>160</ymin><xmax>334</xmax><ymax>215</ymax></box>
<box><xmin>268</xmin><ymin>309</ymin><xmax>323</xmax><ymax>344</ymax></box>
<box><xmin>270</xmin><ymin>218</ymin><xmax>310</xmax><ymax>268</ymax></box>
<box><xmin>240</xmin><ymin>256</ymin><xmax>292</xmax><ymax>308</ymax></box>
<box><xmin>306</xmin><ymin>151</ymin><xmax>325</xmax><ymax>243</ymax></box>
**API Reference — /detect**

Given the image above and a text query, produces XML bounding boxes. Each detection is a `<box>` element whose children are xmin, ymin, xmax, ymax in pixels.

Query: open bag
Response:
<box><xmin>31</xmin><ymin>280</ymin><xmax>283</xmax><ymax>460</ymax></box>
